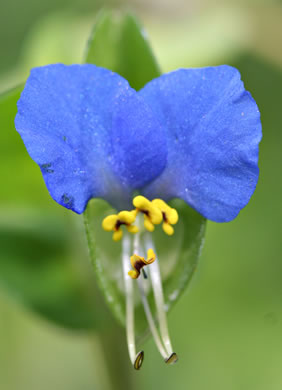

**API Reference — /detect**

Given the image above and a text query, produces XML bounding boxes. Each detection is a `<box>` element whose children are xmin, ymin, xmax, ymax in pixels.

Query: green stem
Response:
<box><xmin>91</xmin><ymin>326</ymin><xmax>133</xmax><ymax>390</ymax></box>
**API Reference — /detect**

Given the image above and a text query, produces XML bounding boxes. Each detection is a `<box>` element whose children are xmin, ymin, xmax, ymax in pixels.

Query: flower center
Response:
<box><xmin>102</xmin><ymin>196</ymin><xmax>179</xmax><ymax>369</ymax></box>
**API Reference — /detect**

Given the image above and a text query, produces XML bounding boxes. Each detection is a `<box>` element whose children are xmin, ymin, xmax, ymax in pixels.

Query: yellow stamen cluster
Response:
<box><xmin>128</xmin><ymin>249</ymin><xmax>156</xmax><ymax>279</ymax></box>
<box><xmin>102</xmin><ymin>196</ymin><xmax>179</xmax><ymax>240</ymax></box>
<box><xmin>152</xmin><ymin>199</ymin><xmax>179</xmax><ymax>235</ymax></box>
<box><xmin>102</xmin><ymin>210</ymin><xmax>138</xmax><ymax>241</ymax></box>
<box><xmin>133</xmin><ymin>195</ymin><xmax>162</xmax><ymax>232</ymax></box>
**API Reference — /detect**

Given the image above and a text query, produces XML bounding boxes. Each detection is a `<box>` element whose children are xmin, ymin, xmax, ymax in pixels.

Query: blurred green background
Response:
<box><xmin>1</xmin><ymin>0</ymin><xmax>282</xmax><ymax>389</ymax></box>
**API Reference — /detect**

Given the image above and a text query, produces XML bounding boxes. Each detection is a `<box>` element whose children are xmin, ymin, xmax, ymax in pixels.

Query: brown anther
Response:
<box><xmin>134</xmin><ymin>351</ymin><xmax>144</xmax><ymax>370</ymax></box>
<box><xmin>128</xmin><ymin>249</ymin><xmax>156</xmax><ymax>279</ymax></box>
<box><xmin>165</xmin><ymin>352</ymin><xmax>178</xmax><ymax>365</ymax></box>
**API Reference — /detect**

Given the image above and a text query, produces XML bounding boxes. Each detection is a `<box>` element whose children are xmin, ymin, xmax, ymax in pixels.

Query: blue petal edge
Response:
<box><xmin>139</xmin><ymin>65</ymin><xmax>262</xmax><ymax>222</ymax></box>
<box><xmin>15</xmin><ymin>64</ymin><xmax>167</xmax><ymax>213</ymax></box>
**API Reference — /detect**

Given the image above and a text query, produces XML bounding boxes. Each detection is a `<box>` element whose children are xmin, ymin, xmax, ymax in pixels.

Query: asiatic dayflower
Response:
<box><xmin>15</xmin><ymin>63</ymin><xmax>262</xmax><ymax>369</ymax></box>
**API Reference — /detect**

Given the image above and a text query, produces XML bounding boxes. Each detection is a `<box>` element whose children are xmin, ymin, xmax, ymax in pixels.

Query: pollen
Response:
<box><xmin>128</xmin><ymin>248</ymin><xmax>156</xmax><ymax>279</ymax></box>
<box><xmin>102</xmin><ymin>210</ymin><xmax>138</xmax><ymax>241</ymax></box>
<box><xmin>133</xmin><ymin>195</ymin><xmax>162</xmax><ymax>232</ymax></box>
<box><xmin>152</xmin><ymin>199</ymin><xmax>179</xmax><ymax>235</ymax></box>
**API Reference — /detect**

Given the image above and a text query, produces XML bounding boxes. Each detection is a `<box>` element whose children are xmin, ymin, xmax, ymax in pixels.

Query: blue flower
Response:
<box><xmin>15</xmin><ymin>63</ymin><xmax>261</xmax><ymax>223</ymax></box>
<box><xmin>15</xmin><ymin>63</ymin><xmax>261</xmax><ymax>368</ymax></box>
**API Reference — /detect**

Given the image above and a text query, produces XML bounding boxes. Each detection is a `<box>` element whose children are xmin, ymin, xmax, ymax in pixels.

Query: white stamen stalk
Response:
<box><xmin>122</xmin><ymin>233</ymin><xmax>142</xmax><ymax>368</ymax></box>
<box><xmin>137</xmin><ymin>277</ymin><xmax>168</xmax><ymax>359</ymax></box>
<box><xmin>134</xmin><ymin>215</ymin><xmax>168</xmax><ymax>360</ymax></box>
<box><xmin>144</xmin><ymin>233</ymin><xmax>176</xmax><ymax>359</ymax></box>
<box><xmin>133</xmin><ymin>215</ymin><xmax>141</xmax><ymax>254</ymax></box>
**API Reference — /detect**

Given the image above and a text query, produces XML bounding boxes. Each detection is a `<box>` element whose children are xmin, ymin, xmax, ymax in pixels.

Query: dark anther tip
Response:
<box><xmin>165</xmin><ymin>352</ymin><xmax>178</xmax><ymax>365</ymax></box>
<box><xmin>134</xmin><ymin>351</ymin><xmax>144</xmax><ymax>370</ymax></box>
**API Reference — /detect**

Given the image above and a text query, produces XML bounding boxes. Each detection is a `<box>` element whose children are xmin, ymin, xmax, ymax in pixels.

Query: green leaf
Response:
<box><xmin>0</xmin><ymin>85</ymin><xmax>54</xmax><ymax>206</ymax></box>
<box><xmin>84</xmin><ymin>199</ymin><xmax>206</xmax><ymax>339</ymax></box>
<box><xmin>0</xmin><ymin>210</ymin><xmax>108</xmax><ymax>330</ymax></box>
<box><xmin>0</xmin><ymin>84</ymin><xmax>22</xmax><ymax>102</ymax></box>
<box><xmin>84</xmin><ymin>9</ymin><xmax>161</xmax><ymax>90</ymax></box>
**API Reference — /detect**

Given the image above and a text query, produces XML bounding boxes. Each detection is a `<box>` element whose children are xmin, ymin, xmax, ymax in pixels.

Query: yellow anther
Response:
<box><xmin>162</xmin><ymin>222</ymin><xmax>174</xmax><ymax>236</ymax></box>
<box><xmin>102</xmin><ymin>210</ymin><xmax>138</xmax><ymax>241</ymax></box>
<box><xmin>128</xmin><ymin>249</ymin><xmax>156</xmax><ymax>279</ymax></box>
<box><xmin>126</xmin><ymin>225</ymin><xmax>139</xmax><ymax>234</ymax></box>
<box><xmin>113</xmin><ymin>229</ymin><xmax>123</xmax><ymax>242</ymax></box>
<box><xmin>144</xmin><ymin>215</ymin><xmax>155</xmax><ymax>232</ymax></box>
<box><xmin>118</xmin><ymin>210</ymin><xmax>136</xmax><ymax>225</ymax></box>
<box><xmin>147</xmin><ymin>248</ymin><xmax>155</xmax><ymax>260</ymax></box>
<box><xmin>133</xmin><ymin>195</ymin><xmax>162</xmax><ymax>232</ymax></box>
<box><xmin>102</xmin><ymin>214</ymin><xmax>118</xmax><ymax>231</ymax></box>
<box><xmin>152</xmin><ymin>199</ymin><xmax>179</xmax><ymax>236</ymax></box>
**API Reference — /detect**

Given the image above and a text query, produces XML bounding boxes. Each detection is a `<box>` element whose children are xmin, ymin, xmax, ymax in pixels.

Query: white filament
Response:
<box><xmin>123</xmin><ymin>217</ymin><xmax>175</xmax><ymax>366</ymax></box>
<box><xmin>144</xmin><ymin>233</ymin><xmax>174</xmax><ymax>356</ymax></box>
<box><xmin>134</xmin><ymin>216</ymin><xmax>169</xmax><ymax>359</ymax></box>
<box><xmin>137</xmin><ymin>277</ymin><xmax>168</xmax><ymax>359</ymax></box>
<box><xmin>122</xmin><ymin>233</ymin><xmax>136</xmax><ymax>364</ymax></box>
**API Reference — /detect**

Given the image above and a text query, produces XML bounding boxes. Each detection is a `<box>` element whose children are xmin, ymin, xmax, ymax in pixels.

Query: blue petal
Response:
<box><xmin>15</xmin><ymin>64</ymin><xmax>167</xmax><ymax>213</ymax></box>
<box><xmin>139</xmin><ymin>66</ymin><xmax>262</xmax><ymax>222</ymax></box>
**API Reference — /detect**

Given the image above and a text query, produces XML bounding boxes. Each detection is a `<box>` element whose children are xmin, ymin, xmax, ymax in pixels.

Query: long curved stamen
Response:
<box><xmin>137</xmin><ymin>277</ymin><xmax>168</xmax><ymax>359</ymax></box>
<box><xmin>104</xmin><ymin>197</ymin><xmax>179</xmax><ymax>367</ymax></box>
<box><xmin>133</xmin><ymin>216</ymin><xmax>169</xmax><ymax>360</ymax></box>
<box><xmin>144</xmin><ymin>233</ymin><xmax>178</xmax><ymax>364</ymax></box>
<box><xmin>122</xmin><ymin>233</ymin><xmax>144</xmax><ymax>370</ymax></box>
